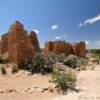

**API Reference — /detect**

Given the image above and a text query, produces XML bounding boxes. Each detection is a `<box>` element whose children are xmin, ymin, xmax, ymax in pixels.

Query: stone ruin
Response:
<box><xmin>0</xmin><ymin>21</ymin><xmax>86</xmax><ymax>68</ymax></box>
<box><xmin>44</xmin><ymin>40</ymin><xmax>86</xmax><ymax>58</ymax></box>
<box><xmin>0</xmin><ymin>21</ymin><xmax>40</xmax><ymax>67</ymax></box>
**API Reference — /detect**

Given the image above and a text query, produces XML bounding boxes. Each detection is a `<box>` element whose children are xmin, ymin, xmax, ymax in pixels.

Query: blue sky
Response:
<box><xmin>0</xmin><ymin>0</ymin><xmax>100</xmax><ymax>48</ymax></box>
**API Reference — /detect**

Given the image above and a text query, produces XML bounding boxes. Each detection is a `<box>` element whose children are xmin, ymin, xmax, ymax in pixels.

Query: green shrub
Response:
<box><xmin>63</xmin><ymin>55</ymin><xmax>78</xmax><ymax>69</ymax></box>
<box><xmin>28</xmin><ymin>52</ymin><xmax>66</xmax><ymax>74</ymax></box>
<box><xmin>45</xmin><ymin>53</ymin><xmax>60</xmax><ymax>72</ymax></box>
<box><xmin>92</xmin><ymin>58</ymin><xmax>100</xmax><ymax>64</ymax></box>
<box><xmin>90</xmin><ymin>49</ymin><xmax>100</xmax><ymax>62</ymax></box>
<box><xmin>63</xmin><ymin>55</ymin><xmax>88</xmax><ymax>69</ymax></box>
<box><xmin>56</xmin><ymin>53</ymin><xmax>66</xmax><ymax>63</ymax></box>
<box><xmin>0</xmin><ymin>66</ymin><xmax>7</xmax><ymax>74</ymax></box>
<box><xmin>11</xmin><ymin>64</ymin><xmax>18</xmax><ymax>73</ymax></box>
<box><xmin>45</xmin><ymin>53</ymin><xmax>56</xmax><ymax>65</ymax></box>
<box><xmin>44</xmin><ymin>53</ymin><xmax>66</xmax><ymax>73</ymax></box>
<box><xmin>77</xmin><ymin>58</ymin><xmax>88</xmax><ymax>67</ymax></box>
<box><xmin>91</xmin><ymin>49</ymin><xmax>100</xmax><ymax>55</ymax></box>
<box><xmin>29</xmin><ymin>53</ymin><xmax>45</xmax><ymax>74</ymax></box>
<box><xmin>53</xmin><ymin>63</ymin><xmax>66</xmax><ymax>72</ymax></box>
<box><xmin>52</xmin><ymin>70</ymin><xmax>76</xmax><ymax>94</ymax></box>
<box><xmin>45</xmin><ymin>53</ymin><xmax>65</xmax><ymax>64</ymax></box>
<box><xmin>29</xmin><ymin>52</ymin><xmax>65</xmax><ymax>74</ymax></box>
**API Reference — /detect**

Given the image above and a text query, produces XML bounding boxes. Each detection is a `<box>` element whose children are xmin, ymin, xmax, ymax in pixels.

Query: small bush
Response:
<box><xmin>28</xmin><ymin>52</ymin><xmax>66</xmax><ymax>74</ymax></box>
<box><xmin>53</xmin><ymin>63</ymin><xmax>70</xmax><ymax>73</ymax></box>
<box><xmin>11</xmin><ymin>64</ymin><xmax>18</xmax><ymax>73</ymax></box>
<box><xmin>63</xmin><ymin>55</ymin><xmax>88</xmax><ymax>69</ymax></box>
<box><xmin>92</xmin><ymin>57</ymin><xmax>100</xmax><ymax>65</ymax></box>
<box><xmin>44</xmin><ymin>53</ymin><xmax>58</xmax><ymax>73</ymax></box>
<box><xmin>52</xmin><ymin>70</ymin><xmax>76</xmax><ymax>94</ymax></box>
<box><xmin>46</xmin><ymin>53</ymin><xmax>66</xmax><ymax>63</ymax></box>
<box><xmin>90</xmin><ymin>49</ymin><xmax>100</xmax><ymax>56</ymax></box>
<box><xmin>29</xmin><ymin>52</ymin><xmax>65</xmax><ymax>74</ymax></box>
<box><xmin>0</xmin><ymin>66</ymin><xmax>7</xmax><ymax>74</ymax></box>
<box><xmin>45</xmin><ymin>53</ymin><xmax>66</xmax><ymax>72</ymax></box>
<box><xmin>63</xmin><ymin>55</ymin><xmax>78</xmax><ymax>69</ymax></box>
<box><xmin>29</xmin><ymin>53</ymin><xmax>45</xmax><ymax>74</ymax></box>
<box><xmin>77</xmin><ymin>58</ymin><xmax>88</xmax><ymax>68</ymax></box>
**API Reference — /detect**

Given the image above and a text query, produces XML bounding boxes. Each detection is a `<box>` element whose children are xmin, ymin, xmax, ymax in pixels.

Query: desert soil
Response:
<box><xmin>0</xmin><ymin>65</ymin><xmax>100</xmax><ymax>100</ymax></box>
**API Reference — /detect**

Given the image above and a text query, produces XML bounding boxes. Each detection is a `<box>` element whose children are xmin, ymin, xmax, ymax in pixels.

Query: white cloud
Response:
<box><xmin>95</xmin><ymin>41</ymin><xmax>100</xmax><ymax>45</ymax></box>
<box><xmin>85</xmin><ymin>40</ymin><xmax>100</xmax><ymax>49</ymax></box>
<box><xmin>54</xmin><ymin>34</ymin><xmax>67</xmax><ymax>40</ymax></box>
<box><xmin>85</xmin><ymin>40</ymin><xmax>90</xmax><ymax>45</ymax></box>
<box><xmin>78</xmin><ymin>23</ymin><xmax>83</xmax><ymax>27</ymax></box>
<box><xmin>84</xmin><ymin>40</ymin><xmax>90</xmax><ymax>49</ymax></box>
<box><xmin>55</xmin><ymin>36</ymin><xmax>62</xmax><ymax>40</ymax></box>
<box><xmin>79</xmin><ymin>14</ymin><xmax>100</xmax><ymax>27</ymax></box>
<box><xmin>51</xmin><ymin>25</ymin><xmax>59</xmax><ymax>30</ymax></box>
<box><xmin>33</xmin><ymin>29</ymin><xmax>39</xmax><ymax>34</ymax></box>
<box><xmin>62</xmin><ymin>34</ymin><xmax>67</xmax><ymax>37</ymax></box>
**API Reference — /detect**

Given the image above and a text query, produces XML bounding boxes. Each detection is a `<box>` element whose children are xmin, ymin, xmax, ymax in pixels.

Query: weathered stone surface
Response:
<box><xmin>53</xmin><ymin>41</ymin><xmax>73</xmax><ymax>56</ymax></box>
<box><xmin>44</xmin><ymin>41</ymin><xmax>86</xmax><ymax>57</ymax></box>
<box><xmin>44</xmin><ymin>41</ymin><xmax>55</xmax><ymax>55</ymax></box>
<box><xmin>1</xmin><ymin>34</ymin><xmax>8</xmax><ymax>54</ymax></box>
<box><xmin>29</xmin><ymin>31</ymin><xmax>40</xmax><ymax>52</ymax></box>
<box><xmin>72</xmin><ymin>42</ymin><xmax>86</xmax><ymax>57</ymax></box>
<box><xmin>0</xmin><ymin>21</ymin><xmax>40</xmax><ymax>67</ymax></box>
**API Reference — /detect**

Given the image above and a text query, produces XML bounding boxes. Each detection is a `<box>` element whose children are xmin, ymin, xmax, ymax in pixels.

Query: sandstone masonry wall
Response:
<box><xmin>1</xmin><ymin>21</ymin><xmax>40</xmax><ymax>67</ymax></box>
<box><xmin>44</xmin><ymin>41</ymin><xmax>86</xmax><ymax>57</ymax></box>
<box><xmin>72</xmin><ymin>42</ymin><xmax>86</xmax><ymax>57</ymax></box>
<box><xmin>1</xmin><ymin>34</ymin><xmax>8</xmax><ymax>54</ymax></box>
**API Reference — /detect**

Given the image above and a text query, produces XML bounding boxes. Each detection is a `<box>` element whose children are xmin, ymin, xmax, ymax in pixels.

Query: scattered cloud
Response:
<box><xmin>78</xmin><ymin>23</ymin><xmax>83</xmax><ymax>27</ymax></box>
<box><xmin>63</xmin><ymin>34</ymin><xmax>67</xmax><ymax>37</ymax></box>
<box><xmin>55</xmin><ymin>36</ymin><xmax>62</xmax><ymax>40</ymax></box>
<box><xmin>51</xmin><ymin>25</ymin><xmax>59</xmax><ymax>30</ymax></box>
<box><xmin>95</xmin><ymin>41</ymin><xmax>100</xmax><ymax>45</ymax></box>
<box><xmin>54</xmin><ymin>34</ymin><xmax>67</xmax><ymax>40</ymax></box>
<box><xmin>79</xmin><ymin>14</ymin><xmax>100</xmax><ymax>27</ymax></box>
<box><xmin>85</xmin><ymin>40</ymin><xmax>100</xmax><ymax>49</ymax></box>
<box><xmin>33</xmin><ymin>29</ymin><xmax>39</xmax><ymax>34</ymax></box>
<box><xmin>85</xmin><ymin>40</ymin><xmax>90</xmax><ymax>46</ymax></box>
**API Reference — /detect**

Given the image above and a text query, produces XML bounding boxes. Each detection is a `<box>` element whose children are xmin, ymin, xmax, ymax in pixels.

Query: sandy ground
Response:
<box><xmin>53</xmin><ymin>65</ymin><xmax>100</xmax><ymax>100</ymax></box>
<box><xmin>0</xmin><ymin>65</ymin><xmax>100</xmax><ymax>100</ymax></box>
<box><xmin>0</xmin><ymin>69</ymin><xmax>56</xmax><ymax>100</ymax></box>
